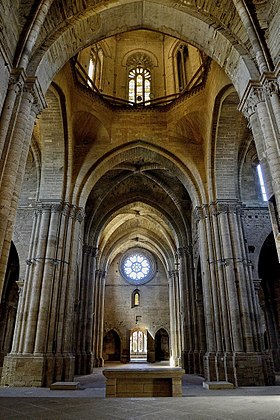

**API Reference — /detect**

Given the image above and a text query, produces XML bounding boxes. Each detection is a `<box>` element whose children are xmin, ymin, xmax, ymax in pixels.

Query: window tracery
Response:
<box><xmin>88</xmin><ymin>44</ymin><xmax>104</xmax><ymax>90</ymax></box>
<box><xmin>127</xmin><ymin>53</ymin><xmax>153</xmax><ymax>104</ymax></box>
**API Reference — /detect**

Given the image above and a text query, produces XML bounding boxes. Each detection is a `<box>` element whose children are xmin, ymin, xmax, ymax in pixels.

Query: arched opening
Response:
<box><xmin>155</xmin><ymin>328</ymin><xmax>170</xmax><ymax>361</ymax></box>
<box><xmin>130</xmin><ymin>329</ymin><xmax>147</xmax><ymax>361</ymax></box>
<box><xmin>258</xmin><ymin>232</ymin><xmax>280</xmax><ymax>371</ymax></box>
<box><xmin>0</xmin><ymin>242</ymin><xmax>20</xmax><ymax>367</ymax></box>
<box><xmin>103</xmin><ymin>330</ymin><xmax>121</xmax><ymax>362</ymax></box>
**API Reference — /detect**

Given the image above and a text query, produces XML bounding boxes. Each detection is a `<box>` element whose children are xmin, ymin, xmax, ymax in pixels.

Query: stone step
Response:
<box><xmin>203</xmin><ymin>381</ymin><xmax>234</xmax><ymax>390</ymax></box>
<box><xmin>50</xmin><ymin>381</ymin><xmax>80</xmax><ymax>390</ymax></box>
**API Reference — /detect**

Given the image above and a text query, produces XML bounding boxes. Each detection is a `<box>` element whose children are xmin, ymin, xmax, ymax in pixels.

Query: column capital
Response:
<box><xmin>8</xmin><ymin>68</ymin><xmax>26</xmax><ymax>94</ymax></box>
<box><xmin>260</xmin><ymin>72</ymin><xmax>280</xmax><ymax>96</ymax></box>
<box><xmin>23</xmin><ymin>76</ymin><xmax>47</xmax><ymax>115</ymax></box>
<box><xmin>239</xmin><ymin>82</ymin><xmax>265</xmax><ymax>120</ymax></box>
<box><xmin>211</xmin><ymin>200</ymin><xmax>242</xmax><ymax>215</ymax></box>
<box><xmin>176</xmin><ymin>246</ymin><xmax>191</xmax><ymax>258</ymax></box>
<box><xmin>83</xmin><ymin>245</ymin><xmax>98</xmax><ymax>257</ymax></box>
<box><xmin>193</xmin><ymin>206</ymin><xmax>204</xmax><ymax>223</ymax></box>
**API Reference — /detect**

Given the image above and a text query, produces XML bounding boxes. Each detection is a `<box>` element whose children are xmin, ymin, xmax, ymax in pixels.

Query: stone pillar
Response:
<box><xmin>0</xmin><ymin>74</ymin><xmax>46</xmax><ymax>298</ymax></box>
<box><xmin>168</xmin><ymin>269</ymin><xmax>181</xmax><ymax>366</ymax></box>
<box><xmin>92</xmin><ymin>269</ymin><xmax>106</xmax><ymax>367</ymax></box>
<box><xmin>240</xmin><ymin>80</ymin><xmax>280</xmax><ymax>259</ymax></box>
<box><xmin>195</xmin><ymin>202</ymin><xmax>273</xmax><ymax>386</ymax></box>
<box><xmin>75</xmin><ymin>245</ymin><xmax>98</xmax><ymax>374</ymax></box>
<box><xmin>194</xmin><ymin>207</ymin><xmax>217</xmax><ymax>381</ymax></box>
<box><xmin>1</xmin><ymin>201</ymin><xmax>84</xmax><ymax>387</ymax></box>
<box><xmin>177</xmin><ymin>246</ymin><xmax>199</xmax><ymax>373</ymax></box>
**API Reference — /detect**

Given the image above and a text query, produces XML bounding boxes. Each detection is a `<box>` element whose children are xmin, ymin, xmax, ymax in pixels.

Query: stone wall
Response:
<box><xmin>104</xmin><ymin>252</ymin><xmax>170</xmax><ymax>356</ymax></box>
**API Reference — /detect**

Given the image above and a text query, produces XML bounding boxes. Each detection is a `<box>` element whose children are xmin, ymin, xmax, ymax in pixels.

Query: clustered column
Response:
<box><xmin>75</xmin><ymin>245</ymin><xmax>98</xmax><ymax>375</ymax></box>
<box><xmin>92</xmin><ymin>268</ymin><xmax>106</xmax><ymax>367</ymax></box>
<box><xmin>1</xmin><ymin>201</ymin><xmax>84</xmax><ymax>387</ymax></box>
<box><xmin>240</xmin><ymin>77</ymin><xmax>280</xmax><ymax>257</ymax></box>
<box><xmin>195</xmin><ymin>200</ymin><xmax>272</xmax><ymax>386</ymax></box>
<box><xmin>0</xmin><ymin>72</ymin><xmax>46</xmax><ymax>297</ymax></box>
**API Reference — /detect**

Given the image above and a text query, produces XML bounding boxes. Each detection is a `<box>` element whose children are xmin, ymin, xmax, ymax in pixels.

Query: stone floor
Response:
<box><xmin>0</xmin><ymin>363</ymin><xmax>280</xmax><ymax>419</ymax></box>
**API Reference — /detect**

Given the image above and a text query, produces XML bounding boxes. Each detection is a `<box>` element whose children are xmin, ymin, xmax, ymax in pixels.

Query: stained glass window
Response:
<box><xmin>128</xmin><ymin>67</ymin><xmax>151</xmax><ymax>104</ymax></box>
<box><xmin>120</xmin><ymin>249</ymin><xmax>155</xmax><ymax>285</ymax></box>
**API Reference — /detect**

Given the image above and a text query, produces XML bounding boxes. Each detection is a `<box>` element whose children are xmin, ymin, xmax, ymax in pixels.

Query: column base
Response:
<box><xmin>1</xmin><ymin>353</ymin><xmax>75</xmax><ymax>387</ymax></box>
<box><xmin>75</xmin><ymin>352</ymin><xmax>93</xmax><ymax>375</ymax></box>
<box><xmin>203</xmin><ymin>352</ymin><xmax>275</xmax><ymax>387</ymax></box>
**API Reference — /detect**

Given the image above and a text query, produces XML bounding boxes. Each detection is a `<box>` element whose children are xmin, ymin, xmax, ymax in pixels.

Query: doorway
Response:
<box><xmin>155</xmin><ymin>328</ymin><xmax>170</xmax><ymax>361</ymax></box>
<box><xmin>130</xmin><ymin>329</ymin><xmax>147</xmax><ymax>361</ymax></box>
<box><xmin>103</xmin><ymin>330</ymin><xmax>121</xmax><ymax>361</ymax></box>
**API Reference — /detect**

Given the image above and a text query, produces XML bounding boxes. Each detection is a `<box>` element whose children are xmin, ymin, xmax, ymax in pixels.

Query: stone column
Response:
<box><xmin>177</xmin><ymin>246</ymin><xmax>199</xmax><ymax>372</ymax></box>
<box><xmin>75</xmin><ymin>245</ymin><xmax>98</xmax><ymax>374</ymax></box>
<box><xmin>1</xmin><ymin>201</ymin><xmax>84</xmax><ymax>387</ymax></box>
<box><xmin>168</xmin><ymin>271</ymin><xmax>178</xmax><ymax>366</ymax></box>
<box><xmin>193</xmin><ymin>207</ymin><xmax>217</xmax><ymax>381</ymax></box>
<box><xmin>195</xmin><ymin>202</ymin><xmax>273</xmax><ymax>386</ymax></box>
<box><xmin>0</xmin><ymin>75</ymin><xmax>46</xmax><ymax>298</ymax></box>
<box><xmin>240</xmin><ymin>81</ymin><xmax>280</xmax><ymax>259</ymax></box>
<box><xmin>92</xmin><ymin>269</ymin><xmax>106</xmax><ymax>367</ymax></box>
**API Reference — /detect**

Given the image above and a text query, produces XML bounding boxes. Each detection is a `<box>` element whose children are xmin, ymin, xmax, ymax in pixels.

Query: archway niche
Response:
<box><xmin>155</xmin><ymin>328</ymin><xmax>170</xmax><ymax>362</ymax></box>
<box><xmin>0</xmin><ymin>242</ymin><xmax>19</xmax><ymax>368</ymax></box>
<box><xmin>103</xmin><ymin>330</ymin><xmax>121</xmax><ymax>362</ymax></box>
<box><xmin>258</xmin><ymin>232</ymin><xmax>280</xmax><ymax>371</ymax></box>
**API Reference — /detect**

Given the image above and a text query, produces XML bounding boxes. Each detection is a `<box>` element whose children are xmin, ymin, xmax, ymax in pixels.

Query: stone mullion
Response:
<box><xmin>204</xmin><ymin>207</ymin><xmax>223</xmax><ymax>352</ymax></box>
<box><xmin>210</xmin><ymin>205</ymin><xmax>231</xmax><ymax>353</ymax></box>
<box><xmin>23</xmin><ymin>206</ymin><xmax>51</xmax><ymax>354</ymax></box>
<box><xmin>217</xmin><ymin>208</ymin><xmax>244</xmax><ymax>352</ymax></box>
<box><xmin>34</xmin><ymin>206</ymin><xmax>61</xmax><ymax>354</ymax></box>
<box><xmin>227</xmin><ymin>207</ymin><xmax>254</xmax><ymax>352</ymax></box>
<box><xmin>196</xmin><ymin>210</ymin><xmax>215</xmax><ymax>352</ymax></box>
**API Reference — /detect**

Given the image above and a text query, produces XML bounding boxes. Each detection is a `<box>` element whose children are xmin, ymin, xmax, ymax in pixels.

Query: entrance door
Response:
<box><xmin>130</xmin><ymin>329</ymin><xmax>147</xmax><ymax>361</ymax></box>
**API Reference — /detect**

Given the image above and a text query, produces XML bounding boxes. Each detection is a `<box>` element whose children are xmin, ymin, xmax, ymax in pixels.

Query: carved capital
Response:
<box><xmin>83</xmin><ymin>245</ymin><xmax>98</xmax><ymax>257</ymax></box>
<box><xmin>193</xmin><ymin>206</ymin><xmax>204</xmax><ymax>223</ymax></box>
<box><xmin>8</xmin><ymin>68</ymin><xmax>26</xmax><ymax>94</ymax></box>
<box><xmin>263</xmin><ymin>78</ymin><xmax>279</xmax><ymax>96</ymax></box>
<box><xmin>24</xmin><ymin>76</ymin><xmax>47</xmax><ymax>116</ymax></box>
<box><xmin>239</xmin><ymin>83</ymin><xmax>265</xmax><ymax>120</ymax></box>
<box><xmin>72</xmin><ymin>206</ymin><xmax>85</xmax><ymax>223</ymax></box>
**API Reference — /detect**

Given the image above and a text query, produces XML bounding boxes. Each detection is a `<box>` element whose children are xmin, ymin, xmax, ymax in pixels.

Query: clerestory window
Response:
<box><xmin>257</xmin><ymin>164</ymin><xmax>268</xmax><ymax>201</ymax></box>
<box><xmin>127</xmin><ymin>53</ymin><xmax>153</xmax><ymax>105</ymax></box>
<box><xmin>88</xmin><ymin>44</ymin><xmax>103</xmax><ymax>90</ymax></box>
